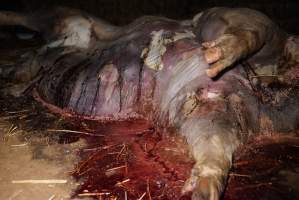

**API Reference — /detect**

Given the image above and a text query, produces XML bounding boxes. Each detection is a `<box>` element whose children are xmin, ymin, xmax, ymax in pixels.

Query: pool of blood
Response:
<box><xmin>70</xmin><ymin>119</ymin><xmax>194</xmax><ymax>199</ymax></box>
<box><xmin>66</xmin><ymin>117</ymin><xmax>299</xmax><ymax>200</ymax></box>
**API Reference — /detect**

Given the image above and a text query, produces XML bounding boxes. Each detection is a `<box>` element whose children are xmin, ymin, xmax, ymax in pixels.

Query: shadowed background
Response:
<box><xmin>0</xmin><ymin>0</ymin><xmax>299</xmax><ymax>34</ymax></box>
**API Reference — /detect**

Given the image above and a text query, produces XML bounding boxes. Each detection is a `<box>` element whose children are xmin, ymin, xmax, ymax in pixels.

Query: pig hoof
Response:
<box><xmin>204</xmin><ymin>47</ymin><xmax>222</xmax><ymax>64</ymax></box>
<box><xmin>182</xmin><ymin>170</ymin><xmax>222</xmax><ymax>200</ymax></box>
<box><xmin>192</xmin><ymin>177</ymin><xmax>220</xmax><ymax>200</ymax></box>
<box><xmin>203</xmin><ymin>34</ymin><xmax>243</xmax><ymax>78</ymax></box>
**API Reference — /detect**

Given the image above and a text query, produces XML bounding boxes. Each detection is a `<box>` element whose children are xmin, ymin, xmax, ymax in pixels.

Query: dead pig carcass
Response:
<box><xmin>1</xmin><ymin>7</ymin><xmax>299</xmax><ymax>200</ymax></box>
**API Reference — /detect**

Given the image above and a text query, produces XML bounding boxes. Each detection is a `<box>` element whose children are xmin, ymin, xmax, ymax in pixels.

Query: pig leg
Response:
<box><xmin>203</xmin><ymin>29</ymin><xmax>263</xmax><ymax>78</ymax></box>
<box><xmin>181</xmin><ymin>116</ymin><xmax>239</xmax><ymax>200</ymax></box>
<box><xmin>194</xmin><ymin>7</ymin><xmax>285</xmax><ymax>78</ymax></box>
<box><xmin>177</xmin><ymin>88</ymin><xmax>244</xmax><ymax>200</ymax></box>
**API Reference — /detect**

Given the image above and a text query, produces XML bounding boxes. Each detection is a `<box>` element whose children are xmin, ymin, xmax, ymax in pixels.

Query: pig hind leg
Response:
<box><xmin>181</xmin><ymin>114</ymin><xmax>240</xmax><ymax>200</ymax></box>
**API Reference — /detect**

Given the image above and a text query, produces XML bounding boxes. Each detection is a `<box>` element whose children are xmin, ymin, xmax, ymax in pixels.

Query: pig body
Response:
<box><xmin>1</xmin><ymin>7</ymin><xmax>299</xmax><ymax>200</ymax></box>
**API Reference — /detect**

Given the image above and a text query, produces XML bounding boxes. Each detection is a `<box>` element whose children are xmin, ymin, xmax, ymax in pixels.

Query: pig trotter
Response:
<box><xmin>182</xmin><ymin>167</ymin><xmax>225</xmax><ymax>200</ymax></box>
<box><xmin>182</xmin><ymin>144</ymin><xmax>231</xmax><ymax>200</ymax></box>
<box><xmin>204</xmin><ymin>30</ymin><xmax>261</xmax><ymax>78</ymax></box>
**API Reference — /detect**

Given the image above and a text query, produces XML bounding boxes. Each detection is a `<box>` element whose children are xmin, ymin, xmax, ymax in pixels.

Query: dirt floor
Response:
<box><xmin>0</xmin><ymin>128</ymin><xmax>86</xmax><ymax>200</ymax></box>
<box><xmin>0</xmin><ymin>95</ymin><xmax>92</xmax><ymax>200</ymax></box>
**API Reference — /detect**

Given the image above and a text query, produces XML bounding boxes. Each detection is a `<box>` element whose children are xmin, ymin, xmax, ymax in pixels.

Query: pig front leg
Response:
<box><xmin>192</xmin><ymin>7</ymin><xmax>285</xmax><ymax>78</ymax></box>
<box><xmin>203</xmin><ymin>29</ymin><xmax>263</xmax><ymax>78</ymax></box>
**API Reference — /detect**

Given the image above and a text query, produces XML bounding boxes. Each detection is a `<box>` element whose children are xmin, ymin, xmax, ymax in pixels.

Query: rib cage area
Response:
<box><xmin>36</xmin><ymin>19</ymin><xmax>209</xmax><ymax>124</ymax></box>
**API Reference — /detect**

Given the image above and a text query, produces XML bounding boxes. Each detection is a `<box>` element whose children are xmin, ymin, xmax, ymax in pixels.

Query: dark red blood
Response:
<box><xmin>71</xmin><ymin>120</ymin><xmax>194</xmax><ymax>200</ymax></box>
<box><xmin>68</xmin><ymin>119</ymin><xmax>299</xmax><ymax>200</ymax></box>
